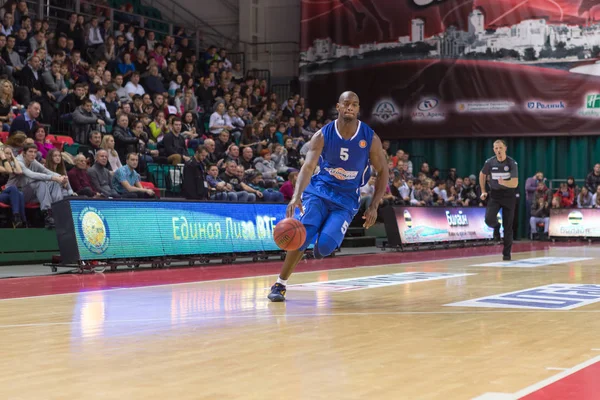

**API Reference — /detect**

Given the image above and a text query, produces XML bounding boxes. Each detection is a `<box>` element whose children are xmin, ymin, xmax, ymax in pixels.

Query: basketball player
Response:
<box><xmin>267</xmin><ymin>91</ymin><xmax>389</xmax><ymax>302</ymax></box>
<box><xmin>479</xmin><ymin>139</ymin><xmax>519</xmax><ymax>261</ymax></box>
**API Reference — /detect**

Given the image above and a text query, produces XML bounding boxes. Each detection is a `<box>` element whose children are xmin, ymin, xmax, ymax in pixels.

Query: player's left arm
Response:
<box><xmin>499</xmin><ymin>160</ymin><xmax>519</xmax><ymax>188</ymax></box>
<box><xmin>363</xmin><ymin>134</ymin><xmax>389</xmax><ymax>228</ymax></box>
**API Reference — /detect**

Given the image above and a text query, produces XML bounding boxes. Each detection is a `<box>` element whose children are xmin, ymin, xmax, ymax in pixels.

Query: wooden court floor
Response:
<box><xmin>0</xmin><ymin>245</ymin><xmax>600</xmax><ymax>399</ymax></box>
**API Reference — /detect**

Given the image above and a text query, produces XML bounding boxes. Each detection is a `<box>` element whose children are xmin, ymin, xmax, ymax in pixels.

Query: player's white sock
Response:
<box><xmin>276</xmin><ymin>277</ymin><xmax>288</xmax><ymax>286</ymax></box>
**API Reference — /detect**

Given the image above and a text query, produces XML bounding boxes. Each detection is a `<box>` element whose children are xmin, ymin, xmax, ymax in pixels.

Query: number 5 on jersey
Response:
<box><xmin>340</xmin><ymin>147</ymin><xmax>349</xmax><ymax>161</ymax></box>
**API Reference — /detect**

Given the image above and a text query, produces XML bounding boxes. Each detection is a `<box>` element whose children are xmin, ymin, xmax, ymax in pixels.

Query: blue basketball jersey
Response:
<box><xmin>303</xmin><ymin>119</ymin><xmax>374</xmax><ymax>212</ymax></box>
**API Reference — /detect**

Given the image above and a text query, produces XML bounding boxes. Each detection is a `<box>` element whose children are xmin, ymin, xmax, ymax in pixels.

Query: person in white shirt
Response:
<box><xmin>433</xmin><ymin>181</ymin><xmax>449</xmax><ymax>205</ymax></box>
<box><xmin>89</xmin><ymin>85</ymin><xmax>111</xmax><ymax>122</ymax></box>
<box><xmin>87</xmin><ymin>17</ymin><xmax>104</xmax><ymax>48</ymax></box>
<box><xmin>209</xmin><ymin>102</ymin><xmax>232</xmax><ymax>136</ymax></box>
<box><xmin>124</xmin><ymin>72</ymin><xmax>145</xmax><ymax>98</ymax></box>
<box><xmin>359</xmin><ymin>176</ymin><xmax>376</xmax><ymax>211</ymax></box>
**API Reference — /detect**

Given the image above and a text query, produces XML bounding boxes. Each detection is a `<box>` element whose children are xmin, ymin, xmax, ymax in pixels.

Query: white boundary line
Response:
<box><xmin>513</xmin><ymin>355</ymin><xmax>600</xmax><ymax>398</ymax></box>
<box><xmin>475</xmin><ymin>354</ymin><xmax>600</xmax><ymax>399</ymax></box>
<box><xmin>0</xmin><ymin>248</ymin><xmax>577</xmax><ymax>302</ymax></box>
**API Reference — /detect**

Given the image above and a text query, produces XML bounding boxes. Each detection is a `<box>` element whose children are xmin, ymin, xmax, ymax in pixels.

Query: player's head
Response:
<box><xmin>493</xmin><ymin>139</ymin><xmax>507</xmax><ymax>160</ymax></box>
<box><xmin>336</xmin><ymin>91</ymin><xmax>359</xmax><ymax>122</ymax></box>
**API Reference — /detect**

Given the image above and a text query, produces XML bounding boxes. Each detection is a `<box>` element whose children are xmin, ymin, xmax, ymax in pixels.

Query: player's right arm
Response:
<box><xmin>287</xmin><ymin>131</ymin><xmax>324</xmax><ymax>218</ymax></box>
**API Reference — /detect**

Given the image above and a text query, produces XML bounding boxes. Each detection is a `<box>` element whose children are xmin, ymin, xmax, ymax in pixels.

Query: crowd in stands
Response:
<box><xmin>0</xmin><ymin>2</ymin><xmax>599</xmax><ymax>238</ymax></box>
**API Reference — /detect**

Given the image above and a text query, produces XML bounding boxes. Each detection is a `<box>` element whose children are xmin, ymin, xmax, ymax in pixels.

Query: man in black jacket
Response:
<box><xmin>182</xmin><ymin>145</ymin><xmax>209</xmax><ymax>200</ymax></box>
<box><xmin>112</xmin><ymin>113</ymin><xmax>138</xmax><ymax>162</ymax></box>
<box><xmin>162</xmin><ymin>117</ymin><xmax>190</xmax><ymax>165</ymax></box>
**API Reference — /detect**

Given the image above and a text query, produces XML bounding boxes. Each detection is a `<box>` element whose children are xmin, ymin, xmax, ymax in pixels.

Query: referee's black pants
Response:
<box><xmin>485</xmin><ymin>195</ymin><xmax>516</xmax><ymax>257</ymax></box>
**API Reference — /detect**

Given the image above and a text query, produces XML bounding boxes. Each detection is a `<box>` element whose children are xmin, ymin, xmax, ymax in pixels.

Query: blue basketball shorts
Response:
<box><xmin>297</xmin><ymin>192</ymin><xmax>356</xmax><ymax>251</ymax></box>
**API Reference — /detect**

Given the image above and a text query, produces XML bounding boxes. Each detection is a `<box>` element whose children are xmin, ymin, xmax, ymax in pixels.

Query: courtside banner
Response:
<box><xmin>300</xmin><ymin>0</ymin><xmax>600</xmax><ymax>138</ymax></box>
<box><xmin>383</xmin><ymin>206</ymin><xmax>501</xmax><ymax>246</ymax></box>
<box><xmin>549</xmin><ymin>208</ymin><xmax>600</xmax><ymax>238</ymax></box>
<box><xmin>52</xmin><ymin>199</ymin><xmax>301</xmax><ymax>263</ymax></box>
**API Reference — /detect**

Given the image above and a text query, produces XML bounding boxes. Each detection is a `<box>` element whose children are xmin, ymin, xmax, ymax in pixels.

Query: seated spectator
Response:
<box><xmin>6</xmin><ymin>144</ymin><xmax>67</xmax><ymax>228</ymax></box>
<box><xmin>87</xmin><ymin>150</ymin><xmax>120</xmax><ymax>198</ymax></box>
<box><xmin>551</xmin><ymin>196</ymin><xmax>562</xmax><ymax>209</ymax></box>
<box><xmin>219</xmin><ymin>160</ymin><xmax>257</xmax><ymax>202</ymax></box>
<box><xmin>567</xmin><ymin>176</ymin><xmax>580</xmax><ymax>199</ymax></box>
<box><xmin>253</xmin><ymin>149</ymin><xmax>278</xmax><ymax>188</ymax></box>
<box><xmin>111</xmin><ymin>114</ymin><xmax>138</xmax><ymax>162</ymax></box>
<box><xmin>586</xmin><ymin>164</ymin><xmax>600</xmax><ymax>194</ymax></box>
<box><xmin>143</xmin><ymin>65</ymin><xmax>167</xmax><ymax>96</ymax></box>
<box><xmin>283</xmin><ymin>137</ymin><xmax>302</xmax><ymax>170</ymax></box>
<box><xmin>533</xmin><ymin>180</ymin><xmax>549</xmax><ymax>203</ymax></box>
<box><xmin>446</xmin><ymin>185</ymin><xmax>459</xmax><ymax>207</ymax></box>
<box><xmin>59</xmin><ymin>82</ymin><xmax>86</xmax><ymax>116</ymax></box>
<box><xmin>593</xmin><ymin>186</ymin><xmax>600</xmax><ymax>208</ymax></box>
<box><xmin>360</xmin><ymin>175</ymin><xmax>376</xmax><ymax>211</ymax></box>
<box><xmin>32</xmin><ymin>124</ymin><xmax>54</xmax><ymax>160</ymax></box>
<box><xmin>85</xmin><ymin>130</ymin><xmax>102</xmax><ymax>165</ymax></box>
<box><xmin>460</xmin><ymin>176</ymin><xmax>478</xmax><ymax>206</ymax></box>
<box><xmin>247</xmin><ymin>171</ymin><xmax>284</xmax><ymax>202</ymax></box>
<box><xmin>279</xmin><ymin>171</ymin><xmax>298</xmax><ymax>202</ymax></box>
<box><xmin>271</xmin><ymin>143</ymin><xmax>295</xmax><ymax>175</ymax></box>
<box><xmin>72</xmin><ymin>98</ymin><xmax>106</xmax><ymax>144</ymax></box>
<box><xmin>42</xmin><ymin>60</ymin><xmax>68</xmax><ymax>103</ymax></box>
<box><xmin>410</xmin><ymin>179</ymin><xmax>426</xmax><ymax>206</ymax></box>
<box><xmin>577</xmin><ymin>186</ymin><xmax>593</xmax><ymax>208</ymax></box>
<box><xmin>206</xmin><ymin>164</ymin><xmax>236</xmax><ymax>201</ymax></box>
<box><xmin>214</xmin><ymin>129</ymin><xmax>231</xmax><ymax>160</ymax></box>
<box><xmin>67</xmin><ymin>154</ymin><xmax>100</xmax><ymax>197</ymax></box>
<box><xmin>149</xmin><ymin>111</ymin><xmax>168</xmax><ymax>142</ymax></box>
<box><xmin>45</xmin><ymin>149</ymin><xmax>74</xmax><ymax>197</ymax></box>
<box><xmin>111</xmin><ymin>152</ymin><xmax>155</xmax><ymax>198</ymax></box>
<box><xmin>0</xmin><ymin>79</ymin><xmax>18</xmax><ymax>131</ymax></box>
<box><xmin>124</xmin><ymin>71</ymin><xmax>145</xmax><ymax>98</ymax></box>
<box><xmin>0</xmin><ymin>145</ymin><xmax>25</xmax><ymax>227</ymax></box>
<box><xmin>209</xmin><ymin>102</ymin><xmax>232</xmax><ymax>136</ymax></box>
<box><xmin>9</xmin><ymin>101</ymin><xmax>40</xmax><ymax>137</ymax></box>
<box><xmin>530</xmin><ymin>197</ymin><xmax>550</xmax><ymax>237</ymax></box>
<box><xmin>4</xmin><ymin>131</ymin><xmax>27</xmax><ymax>156</ymax></box>
<box><xmin>181</xmin><ymin>145</ymin><xmax>208</xmax><ymax>200</ymax></box>
<box><xmin>162</xmin><ymin>116</ymin><xmax>190</xmax><ymax>165</ymax></box>
<box><xmin>553</xmin><ymin>182</ymin><xmax>574</xmax><ymax>208</ymax></box>
<box><xmin>433</xmin><ymin>181</ymin><xmax>448</xmax><ymax>205</ymax></box>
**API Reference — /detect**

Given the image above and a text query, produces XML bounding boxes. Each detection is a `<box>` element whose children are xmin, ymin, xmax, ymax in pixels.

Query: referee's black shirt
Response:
<box><xmin>481</xmin><ymin>156</ymin><xmax>518</xmax><ymax>198</ymax></box>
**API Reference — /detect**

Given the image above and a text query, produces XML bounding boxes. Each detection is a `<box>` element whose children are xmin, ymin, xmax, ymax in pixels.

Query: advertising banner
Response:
<box><xmin>384</xmin><ymin>206</ymin><xmax>502</xmax><ymax>245</ymax></box>
<box><xmin>53</xmin><ymin>199</ymin><xmax>300</xmax><ymax>262</ymax></box>
<box><xmin>300</xmin><ymin>0</ymin><xmax>600</xmax><ymax>138</ymax></box>
<box><xmin>548</xmin><ymin>208</ymin><xmax>600</xmax><ymax>237</ymax></box>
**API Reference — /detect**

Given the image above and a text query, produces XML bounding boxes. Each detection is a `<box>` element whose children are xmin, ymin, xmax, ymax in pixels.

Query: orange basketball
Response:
<box><xmin>273</xmin><ymin>218</ymin><xmax>307</xmax><ymax>251</ymax></box>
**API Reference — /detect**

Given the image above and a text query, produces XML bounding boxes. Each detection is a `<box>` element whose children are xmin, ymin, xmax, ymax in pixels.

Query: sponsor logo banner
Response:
<box><xmin>549</xmin><ymin>208</ymin><xmax>600</xmax><ymax>237</ymax></box>
<box><xmin>390</xmin><ymin>206</ymin><xmax>502</xmax><ymax>245</ymax></box>
<box><xmin>446</xmin><ymin>284</ymin><xmax>600</xmax><ymax>310</ymax></box>
<box><xmin>525</xmin><ymin>100</ymin><xmax>566</xmax><ymax>111</ymax></box>
<box><xmin>470</xmin><ymin>257</ymin><xmax>592</xmax><ymax>268</ymax></box>
<box><xmin>412</xmin><ymin>97</ymin><xmax>446</xmax><ymax>122</ymax></box>
<box><xmin>456</xmin><ymin>101</ymin><xmax>515</xmax><ymax>113</ymax></box>
<box><xmin>372</xmin><ymin>99</ymin><xmax>400</xmax><ymax>123</ymax></box>
<box><xmin>289</xmin><ymin>272</ymin><xmax>473</xmax><ymax>292</ymax></box>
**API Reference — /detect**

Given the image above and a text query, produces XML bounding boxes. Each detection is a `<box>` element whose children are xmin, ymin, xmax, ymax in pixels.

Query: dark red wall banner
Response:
<box><xmin>300</xmin><ymin>0</ymin><xmax>600</xmax><ymax>138</ymax></box>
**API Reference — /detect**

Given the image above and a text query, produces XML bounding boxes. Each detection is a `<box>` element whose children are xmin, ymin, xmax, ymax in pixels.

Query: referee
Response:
<box><xmin>479</xmin><ymin>139</ymin><xmax>519</xmax><ymax>261</ymax></box>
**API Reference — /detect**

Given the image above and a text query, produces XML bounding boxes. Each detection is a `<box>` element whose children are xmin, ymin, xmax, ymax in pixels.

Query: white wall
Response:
<box><xmin>238</xmin><ymin>0</ymin><xmax>301</xmax><ymax>80</ymax></box>
<box><xmin>144</xmin><ymin>0</ymin><xmax>301</xmax><ymax>79</ymax></box>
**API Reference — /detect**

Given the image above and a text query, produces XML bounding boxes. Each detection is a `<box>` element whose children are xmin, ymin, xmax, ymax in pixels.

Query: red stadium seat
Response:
<box><xmin>140</xmin><ymin>181</ymin><xmax>160</xmax><ymax>198</ymax></box>
<box><xmin>0</xmin><ymin>131</ymin><xmax>8</xmax><ymax>143</ymax></box>
<box><xmin>25</xmin><ymin>203</ymin><xmax>40</xmax><ymax>209</ymax></box>
<box><xmin>54</xmin><ymin>135</ymin><xmax>74</xmax><ymax>145</ymax></box>
<box><xmin>46</xmin><ymin>134</ymin><xmax>56</xmax><ymax>142</ymax></box>
<box><xmin>0</xmin><ymin>202</ymin><xmax>9</xmax><ymax>208</ymax></box>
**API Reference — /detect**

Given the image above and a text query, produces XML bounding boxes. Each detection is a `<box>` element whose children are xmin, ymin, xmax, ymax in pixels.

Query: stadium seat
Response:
<box><xmin>0</xmin><ymin>131</ymin><xmax>8</xmax><ymax>143</ymax></box>
<box><xmin>0</xmin><ymin>202</ymin><xmax>9</xmax><ymax>208</ymax></box>
<box><xmin>25</xmin><ymin>203</ymin><xmax>40</xmax><ymax>209</ymax></box>
<box><xmin>140</xmin><ymin>181</ymin><xmax>161</xmax><ymax>198</ymax></box>
<box><xmin>54</xmin><ymin>135</ymin><xmax>74</xmax><ymax>145</ymax></box>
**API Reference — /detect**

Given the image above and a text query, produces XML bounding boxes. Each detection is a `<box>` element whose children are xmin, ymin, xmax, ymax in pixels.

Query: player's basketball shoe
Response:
<box><xmin>267</xmin><ymin>283</ymin><xmax>286</xmax><ymax>302</ymax></box>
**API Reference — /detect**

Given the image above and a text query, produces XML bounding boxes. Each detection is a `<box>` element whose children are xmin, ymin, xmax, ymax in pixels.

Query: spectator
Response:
<box><xmin>87</xmin><ymin>150</ymin><xmax>120</xmax><ymax>198</ymax></box>
<box><xmin>593</xmin><ymin>186</ymin><xmax>600</xmax><ymax>208</ymax></box>
<box><xmin>410</xmin><ymin>179</ymin><xmax>426</xmax><ymax>206</ymax></box>
<box><xmin>9</xmin><ymin>100</ymin><xmax>39</xmax><ymax>136</ymax></box>
<box><xmin>112</xmin><ymin>114</ymin><xmax>138</xmax><ymax>162</ymax></box>
<box><xmin>533</xmin><ymin>180</ymin><xmax>549</xmax><ymax>203</ymax></box>
<box><xmin>0</xmin><ymin>145</ymin><xmax>25</xmax><ymax>227</ymax></box>
<box><xmin>577</xmin><ymin>186</ymin><xmax>593</xmax><ymax>208</ymax></box>
<box><xmin>247</xmin><ymin>171</ymin><xmax>284</xmax><ymax>202</ymax></box>
<box><xmin>42</xmin><ymin>60</ymin><xmax>68</xmax><ymax>103</ymax></box>
<box><xmin>206</xmin><ymin>164</ymin><xmax>235</xmax><ymax>201</ymax></box>
<box><xmin>553</xmin><ymin>182</ymin><xmax>574</xmax><ymax>208</ymax></box>
<box><xmin>279</xmin><ymin>170</ymin><xmax>298</xmax><ymax>202</ymax></box>
<box><xmin>162</xmin><ymin>116</ymin><xmax>190</xmax><ymax>165</ymax></box>
<box><xmin>111</xmin><ymin>152</ymin><xmax>155</xmax><ymax>198</ymax></box>
<box><xmin>219</xmin><ymin>160</ymin><xmax>257</xmax><ymax>202</ymax></box>
<box><xmin>586</xmin><ymin>164</ymin><xmax>600</xmax><ymax>193</ymax></box>
<box><xmin>45</xmin><ymin>148</ymin><xmax>74</xmax><ymax>195</ymax></box>
<box><xmin>360</xmin><ymin>175</ymin><xmax>376</xmax><ymax>211</ymax></box>
<box><xmin>253</xmin><ymin>149</ymin><xmax>278</xmax><ymax>187</ymax></box>
<box><xmin>433</xmin><ymin>181</ymin><xmax>448</xmax><ymax>205</ymax></box>
<box><xmin>124</xmin><ymin>71</ymin><xmax>145</xmax><ymax>98</ymax></box>
<box><xmin>567</xmin><ymin>176</ymin><xmax>580</xmax><ymax>199</ymax></box>
<box><xmin>403</xmin><ymin>152</ymin><xmax>413</xmax><ymax>175</ymax></box>
<box><xmin>181</xmin><ymin>145</ymin><xmax>208</xmax><ymax>200</ymax></box>
<box><xmin>6</xmin><ymin>144</ymin><xmax>67</xmax><ymax>228</ymax></box>
<box><xmin>530</xmin><ymin>197</ymin><xmax>550</xmax><ymax>238</ymax></box>
<box><xmin>67</xmin><ymin>153</ymin><xmax>100</xmax><ymax>197</ymax></box>
<box><xmin>72</xmin><ymin>98</ymin><xmax>105</xmax><ymax>144</ymax></box>
<box><xmin>31</xmin><ymin>124</ymin><xmax>54</xmax><ymax>160</ymax></box>
<box><xmin>209</xmin><ymin>102</ymin><xmax>231</xmax><ymax>136</ymax></box>
<box><xmin>551</xmin><ymin>196</ymin><xmax>562</xmax><ymax>209</ymax></box>
<box><xmin>460</xmin><ymin>176</ymin><xmax>478</xmax><ymax>206</ymax></box>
